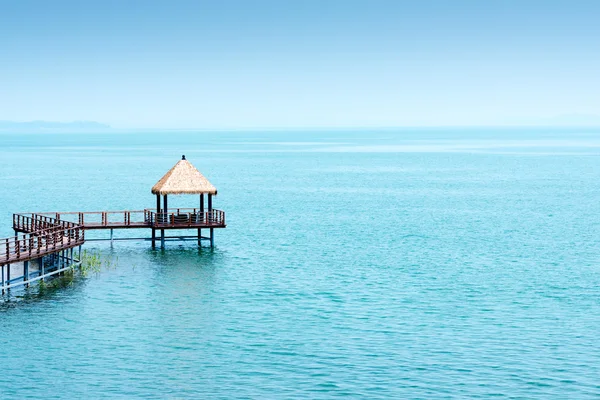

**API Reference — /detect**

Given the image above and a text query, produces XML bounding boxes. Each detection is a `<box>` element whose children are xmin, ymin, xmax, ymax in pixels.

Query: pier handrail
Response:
<box><xmin>18</xmin><ymin>210</ymin><xmax>148</xmax><ymax>228</ymax></box>
<box><xmin>0</xmin><ymin>224</ymin><xmax>84</xmax><ymax>265</ymax></box>
<box><xmin>14</xmin><ymin>209</ymin><xmax>226</xmax><ymax>230</ymax></box>
<box><xmin>16</xmin><ymin>209</ymin><xmax>226</xmax><ymax>229</ymax></box>
<box><xmin>13</xmin><ymin>213</ymin><xmax>79</xmax><ymax>234</ymax></box>
<box><xmin>144</xmin><ymin>209</ymin><xmax>225</xmax><ymax>227</ymax></box>
<box><xmin>22</xmin><ymin>210</ymin><xmax>147</xmax><ymax>216</ymax></box>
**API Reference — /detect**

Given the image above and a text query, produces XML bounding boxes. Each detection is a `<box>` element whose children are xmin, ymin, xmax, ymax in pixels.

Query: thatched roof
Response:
<box><xmin>151</xmin><ymin>156</ymin><xmax>217</xmax><ymax>195</ymax></box>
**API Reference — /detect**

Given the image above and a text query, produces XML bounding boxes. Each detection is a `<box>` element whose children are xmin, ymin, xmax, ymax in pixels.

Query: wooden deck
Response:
<box><xmin>1</xmin><ymin>216</ymin><xmax>84</xmax><ymax>265</ymax></box>
<box><xmin>14</xmin><ymin>209</ymin><xmax>225</xmax><ymax>231</ymax></box>
<box><xmin>2</xmin><ymin>208</ymin><xmax>226</xmax><ymax>266</ymax></box>
<box><xmin>1</xmin><ymin>234</ymin><xmax>82</xmax><ymax>264</ymax></box>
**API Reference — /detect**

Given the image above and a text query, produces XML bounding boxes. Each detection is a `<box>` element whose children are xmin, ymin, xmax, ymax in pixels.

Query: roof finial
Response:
<box><xmin>182</xmin><ymin>155</ymin><xmax>186</xmax><ymax>160</ymax></box>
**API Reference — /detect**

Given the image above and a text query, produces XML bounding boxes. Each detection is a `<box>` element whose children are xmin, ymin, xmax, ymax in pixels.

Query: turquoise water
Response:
<box><xmin>1</xmin><ymin>128</ymin><xmax>599</xmax><ymax>398</ymax></box>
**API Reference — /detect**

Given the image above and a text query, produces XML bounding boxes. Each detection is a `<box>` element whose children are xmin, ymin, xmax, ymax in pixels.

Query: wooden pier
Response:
<box><xmin>1</xmin><ymin>156</ymin><xmax>226</xmax><ymax>293</ymax></box>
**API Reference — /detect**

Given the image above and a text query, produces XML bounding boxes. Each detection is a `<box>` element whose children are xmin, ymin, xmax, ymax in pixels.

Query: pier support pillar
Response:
<box><xmin>161</xmin><ymin>229</ymin><xmax>165</xmax><ymax>249</ymax></box>
<box><xmin>1</xmin><ymin>264</ymin><xmax>5</xmax><ymax>294</ymax></box>
<box><xmin>40</xmin><ymin>257</ymin><xmax>45</xmax><ymax>281</ymax></box>
<box><xmin>151</xmin><ymin>229</ymin><xmax>156</xmax><ymax>248</ymax></box>
<box><xmin>24</xmin><ymin>260</ymin><xmax>29</xmax><ymax>287</ymax></box>
<box><xmin>210</xmin><ymin>228</ymin><xmax>214</xmax><ymax>248</ymax></box>
<box><xmin>198</xmin><ymin>229</ymin><xmax>201</xmax><ymax>247</ymax></box>
<box><xmin>110</xmin><ymin>229</ymin><xmax>114</xmax><ymax>247</ymax></box>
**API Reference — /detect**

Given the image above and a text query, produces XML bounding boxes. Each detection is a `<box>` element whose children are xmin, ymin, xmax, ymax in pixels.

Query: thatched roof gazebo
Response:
<box><xmin>150</xmin><ymin>155</ymin><xmax>224</xmax><ymax>248</ymax></box>
<box><xmin>152</xmin><ymin>155</ymin><xmax>217</xmax><ymax>196</ymax></box>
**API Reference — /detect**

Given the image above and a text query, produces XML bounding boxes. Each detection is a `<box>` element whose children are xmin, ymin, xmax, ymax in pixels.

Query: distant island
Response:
<box><xmin>0</xmin><ymin>120</ymin><xmax>111</xmax><ymax>132</ymax></box>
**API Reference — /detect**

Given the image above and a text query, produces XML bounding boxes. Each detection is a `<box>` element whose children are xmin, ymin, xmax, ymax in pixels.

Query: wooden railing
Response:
<box><xmin>0</xmin><ymin>222</ymin><xmax>84</xmax><ymax>264</ymax></box>
<box><xmin>21</xmin><ymin>210</ymin><xmax>148</xmax><ymax>228</ymax></box>
<box><xmin>144</xmin><ymin>208</ymin><xmax>225</xmax><ymax>227</ymax></box>
<box><xmin>24</xmin><ymin>209</ymin><xmax>226</xmax><ymax>228</ymax></box>
<box><xmin>13</xmin><ymin>213</ymin><xmax>79</xmax><ymax>233</ymax></box>
<box><xmin>15</xmin><ymin>209</ymin><xmax>226</xmax><ymax>230</ymax></box>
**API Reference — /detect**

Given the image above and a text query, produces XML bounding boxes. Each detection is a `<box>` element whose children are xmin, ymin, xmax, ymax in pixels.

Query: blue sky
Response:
<box><xmin>0</xmin><ymin>0</ymin><xmax>598</xmax><ymax>128</ymax></box>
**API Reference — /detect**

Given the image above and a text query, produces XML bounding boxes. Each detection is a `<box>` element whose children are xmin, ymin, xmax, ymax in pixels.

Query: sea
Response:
<box><xmin>0</xmin><ymin>128</ymin><xmax>599</xmax><ymax>398</ymax></box>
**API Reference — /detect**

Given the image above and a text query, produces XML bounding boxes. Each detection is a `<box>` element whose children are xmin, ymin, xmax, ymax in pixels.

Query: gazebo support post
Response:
<box><xmin>208</xmin><ymin>194</ymin><xmax>213</xmax><ymax>247</ymax></box>
<box><xmin>161</xmin><ymin>194</ymin><xmax>168</xmax><ymax>248</ymax></box>
<box><xmin>154</xmin><ymin>194</ymin><xmax>160</xmax><ymax>249</ymax></box>
<box><xmin>198</xmin><ymin>194</ymin><xmax>204</xmax><ymax>246</ymax></box>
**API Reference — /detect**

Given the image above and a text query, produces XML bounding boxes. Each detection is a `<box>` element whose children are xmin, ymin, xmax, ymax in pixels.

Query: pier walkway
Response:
<box><xmin>1</xmin><ymin>155</ymin><xmax>226</xmax><ymax>293</ymax></box>
<box><xmin>1</xmin><ymin>209</ymin><xmax>226</xmax><ymax>292</ymax></box>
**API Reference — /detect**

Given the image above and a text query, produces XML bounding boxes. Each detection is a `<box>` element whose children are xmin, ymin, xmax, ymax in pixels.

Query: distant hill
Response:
<box><xmin>0</xmin><ymin>120</ymin><xmax>111</xmax><ymax>132</ymax></box>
